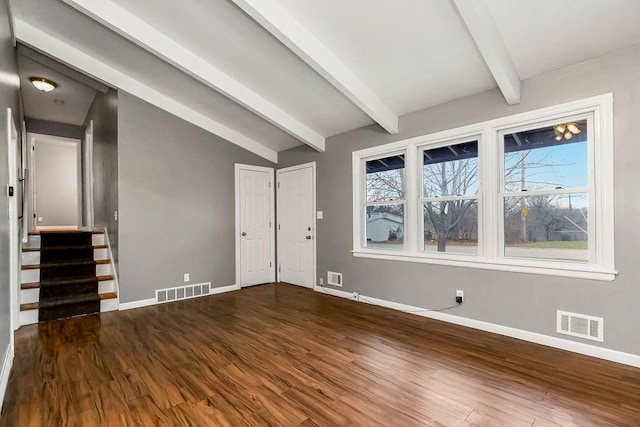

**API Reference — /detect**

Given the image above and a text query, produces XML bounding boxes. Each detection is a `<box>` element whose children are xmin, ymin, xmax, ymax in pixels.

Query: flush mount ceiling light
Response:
<box><xmin>554</xmin><ymin>122</ymin><xmax>581</xmax><ymax>141</ymax></box>
<box><xmin>29</xmin><ymin>77</ymin><xmax>57</xmax><ymax>92</ymax></box>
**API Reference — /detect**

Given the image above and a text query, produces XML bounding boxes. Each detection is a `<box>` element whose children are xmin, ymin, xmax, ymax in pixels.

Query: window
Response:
<box><xmin>501</xmin><ymin>118</ymin><xmax>590</xmax><ymax>263</ymax></box>
<box><xmin>364</xmin><ymin>153</ymin><xmax>405</xmax><ymax>250</ymax></box>
<box><xmin>352</xmin><ymin>94</ymin><xmax>615</xmax><ymax>281</ymax></box>
<box><xmin>422</xmin><ymin>139</ymin><xmax>479</xmax><ymax>255</ymax></box>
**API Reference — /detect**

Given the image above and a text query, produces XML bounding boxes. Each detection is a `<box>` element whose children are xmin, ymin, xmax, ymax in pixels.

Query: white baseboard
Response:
<box><xmin>209</xmin><ymin>284</ymin><xmax>241</xmax><ymax>295</ymax></box>
<box><xmin>119</xmin><ymin>284</ymin><xmax>240</xmax><ymax>311</ymax></box>
<box><xmin>314</xmin><ymin>285</ymin><xmax>640</xmax><ymax>368</ymax></box>
<box><xmin>118</xmin><ymin>298</ymin><xmax>156</xmax><ymax>311</ymax></box>
<box><xmin>0</xmin><ymin>343</ymin><xmax>14</xmax><ymax>414</ymax></box>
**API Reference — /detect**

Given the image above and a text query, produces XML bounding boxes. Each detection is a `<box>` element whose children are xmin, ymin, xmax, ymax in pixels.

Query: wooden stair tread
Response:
<box><xmin>20</xmin><ymin>302</ymin><xmax>38</xmax><ymax>311</ymax></box>
<box><xmin>20</xmin><ymin>291</ymin><xmax>117</xmax><ymax>311</ymax></box>
<box><xmin>22</xmin><ymin>244</ymin><xmax>108</xmax><ymax>253</ymax></box>
<box><xmin>21</xmin><ymin>275</ymin><xmax>115</xmax><ymax>290</ymax></box>
<box><xmin>28</xmin><ymin>230</ymin><xmax>104</xmax><ymax>235</ymax></box>
<box><xmin>22</xmin><ymin>259</ymin><xmax>110</xmax><ymax>270</ymax></box>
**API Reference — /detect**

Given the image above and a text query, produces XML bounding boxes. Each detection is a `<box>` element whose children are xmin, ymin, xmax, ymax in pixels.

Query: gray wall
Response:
<box><xmin>279</xmin><ymin>44</ymin><xmax>640</xmax><ymax>356</ymax></box>
<box><xmin>25</xmin><ymin>118</ymin><xmax>83</xmax><ymax>140</ymax></box>
<box><xmin>0</xmin><ymin>0</ymin><xmax>19</xmax><ymax>377</ymax></box>
<box><xmin>118</xmin><ymin>92</ymin><xmax>273</xmax><ymax>302</ymax></box>
<box><xmin>84</xmin><ymin>89</ymin><xmax>118</xmax><ymax>267</ymax></box>
<box><xmin>34</xmin><ymin>137</ymin><xmax>78</xmax><ymax>226</ymax></box>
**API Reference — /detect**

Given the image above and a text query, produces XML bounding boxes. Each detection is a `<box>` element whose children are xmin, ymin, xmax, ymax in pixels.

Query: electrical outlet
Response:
<box><xmin>319</xmin><ymin>277</ymin><xmax>324</xmax><ymax>285</ymax></box>
<box><xmin>114</xmin><ymin>211</ymin><xmax>118</xmax><ymax>221</ymax></box>
<box><xmin>38</xmin><ymin>217</ymin><xmax>43</xmax><ymax>223</ymax></box>
<box><xmin>456</xmin><ymin>290</ymin><xmax>464</xmax><ymax>303</ymax></box>
<box><xmin>352</xmin><ymin>292</ymin><xmax>359</xmax><ymax>301</ymax></box>
<box><xmin>184</xmin><ymin>273</ymin><xmax>190</xmax><ymax>283</ymax></box>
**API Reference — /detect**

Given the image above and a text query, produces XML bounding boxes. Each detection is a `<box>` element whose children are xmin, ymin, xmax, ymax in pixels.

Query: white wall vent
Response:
<box><xmin>557</xmin><ymin>310</ymin><xmax>604</xmax><ymax>342</ymax></box>
<box><xmin>327</xmin><ymin>271</ymin><xmax>343</xmax><ymax>287</ymax></box>
<box><xmin>156</xmin><ymin>282</ymin><xmax>212</xmax><ymax>304</ymax></box>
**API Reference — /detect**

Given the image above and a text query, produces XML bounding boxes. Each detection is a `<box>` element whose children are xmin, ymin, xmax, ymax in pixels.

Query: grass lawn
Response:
<box><xmin>516</xmin><ymin>240</ymin><xmax>588</xmax><ymax>249</ymax></box>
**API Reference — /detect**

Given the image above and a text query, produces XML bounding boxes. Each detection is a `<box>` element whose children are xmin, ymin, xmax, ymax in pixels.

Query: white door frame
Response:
<box><xmin>7</xmin><ymin>109</ymin><xmax>19</xmax><ymax>337</ymax></box>
<box><xmin>234</xmin><ymin>163</ymin><xmax>276</xmax><ymax>287</ymax></box>
<box><xmin>276</xmin><ymin>161</ymin><xmax>317</xmax><ymax>288</ymax></box>
<box><xmin>84</xmin><ymin>121</ymin><xmax>94</xmax><ymax>229</ymax></box>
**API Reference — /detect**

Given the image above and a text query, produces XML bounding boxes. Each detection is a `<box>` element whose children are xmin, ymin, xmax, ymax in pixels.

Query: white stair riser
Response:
<box><xmin>93</xmin><ymin>234</ymin><xmax>105</xmax><ymax>245</ymax></box>
<box><xmin>19</xmin><ymin>280</ymin><xmax>115</xmax><ymax>304</ymax></box>
<box><xmin>97</xmin><ymin>263</ymin><xmax>111</xmax><ymax>276</ymax></box>
<box><xmin>21</xmin><ymin>288</ymin><xmax>39</xmax><ymax>304</ymax></box>
<box><xmin>20</xmin><ymin>309</ymin><xmax>38</xmax><ymax>326</ymax></box>
<box><xmin>21</xmin><ymin>248</ymin><xmax>109</xmax><ymax>265</ymax></box>
<box><xmin>21</xmin><ymin>269</ymin><xmax>39</xmax><ymax>284</ymax></box>
<box><xmin>100</xmin><ymin>298</ymin><xmax>118</xmax><ymax>312</ymax></box>
<box><xmin>24</xmin><ymin>236</ymin><xmax>40</xmax><ymax>249</ymax></box>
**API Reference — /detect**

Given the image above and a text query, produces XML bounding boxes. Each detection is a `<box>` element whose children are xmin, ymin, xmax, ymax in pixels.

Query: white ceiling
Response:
<box><xmin>10</xmin><ymin>0</ymin><xmax>640</xmax><ymax>161</ymax></box>
<box><xmin>18</xmin><ymin>54</ymin><xmax>97</xmax><ymax>126</ymax></box>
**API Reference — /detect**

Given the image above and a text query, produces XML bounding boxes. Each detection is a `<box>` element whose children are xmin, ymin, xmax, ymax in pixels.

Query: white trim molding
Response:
<box><xmin>352</xmin><ymin>94</ymin><xmax>616</xmax><ymax>281</ymax></box>
<box><xmin>13</xmin><ymin>19</ymin><xmax>278</xmax><ymax>163</ymax></box>
<box><xmin>0</xmin><ymin>343</ymin><xmax>14</xmax><ymax>412</ymax></box>
<box><xmin>119</xmin><ymin>284</ymin><xmax>241</xmax><ymax>311</ymax></box>
<box><xmin>314</xmin><ymin>286</ymin><xmax>640</xmax><ymax>368</ymax></box>
<box><xmin>103</xmin><ymin>227</ymin><xmax>120</xmax><ymax>310</ymax></box>
<box><xmin>230</xmin><ymin>0</ymin><xmax>399</xmax><ymax>134</ymax></box>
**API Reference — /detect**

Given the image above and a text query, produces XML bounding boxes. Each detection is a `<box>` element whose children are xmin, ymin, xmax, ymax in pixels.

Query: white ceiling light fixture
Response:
<box><xmin>29</xmin><ymin>77</ymin><xmax>57</xmax><ymax>92</ymax></box>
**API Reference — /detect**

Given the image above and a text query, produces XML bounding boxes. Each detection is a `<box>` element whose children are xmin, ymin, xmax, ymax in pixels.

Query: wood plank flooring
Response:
<box><xmin>2</xmin><ymin>283</ymin><xmax>640</xmax><ymax>426</ymax></box>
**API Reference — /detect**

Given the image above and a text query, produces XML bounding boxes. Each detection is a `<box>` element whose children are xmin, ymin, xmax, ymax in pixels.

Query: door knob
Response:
<box><xmin>306</xmin><ymin>235</ymin><xmax>312</xmax><ymax>240</ymax></box>
<box><xmin>241</xmin><ymin>232</ymin><xmax>247</xmax><ymax>236</ymax></box>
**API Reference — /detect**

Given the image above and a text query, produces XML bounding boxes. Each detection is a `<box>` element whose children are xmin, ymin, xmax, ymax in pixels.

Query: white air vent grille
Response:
<box><xmin>327</xmin><ymin>271</ymin><xmax>342</xmax><ymax>287</ymax></box>
<box><xmin>557</xmin><ymin>310</ymin><xmax>603</xmax><ymax>342</ymax></box>
<box><xmin>156</xmin><ymin>282</ymin><xmax>212</xmax><ymax>304</ymax></box>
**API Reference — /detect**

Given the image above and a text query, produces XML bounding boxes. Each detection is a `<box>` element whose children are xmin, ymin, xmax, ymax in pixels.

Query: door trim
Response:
<box><xmin>7</xmin><ymin>109</ymin><xmax>19</xmax><ymax>337</ymax></box>
<box><xmin>276</xmin><ymin>161</ymin><xmax>316</xmax><ymax>288</ymax></box>
<box><xmin>234</xmin><ymin>163</ymin><xmax>276</xmax><ymax>287</ymax></box>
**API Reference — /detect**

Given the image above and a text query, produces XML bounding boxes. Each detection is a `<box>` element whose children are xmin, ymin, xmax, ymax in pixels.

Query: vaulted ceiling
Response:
<box><xmin>10</xmin><ymin>0</ymin><xmax>640</xmax><ymax>162</ymax></box>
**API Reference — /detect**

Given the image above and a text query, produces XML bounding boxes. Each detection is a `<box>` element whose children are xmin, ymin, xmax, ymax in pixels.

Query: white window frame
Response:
<box><xmin>419</xmin><ymin>135</ymin><xmax>483</xmax><ymax>256</ymax></box>
<box><xmin>352</xmin><ymin>94</ymin><xmax>616</xmax><ymax>281</ymax></box>
<box><xmin>360</xmin><ymin>149</ymin><xmax>408</xmax><ymax>251</ymax></box>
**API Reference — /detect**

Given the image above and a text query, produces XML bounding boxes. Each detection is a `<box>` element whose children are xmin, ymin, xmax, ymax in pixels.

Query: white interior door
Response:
<box><xmin>236</xmin><ymin>164</ymin><xmax>274</xmax><ymax>287</ymax></box>
<box><xmin>277</xmin><ymin>163</ymin><xmax>315</xmax><ymax>288</ymax></box>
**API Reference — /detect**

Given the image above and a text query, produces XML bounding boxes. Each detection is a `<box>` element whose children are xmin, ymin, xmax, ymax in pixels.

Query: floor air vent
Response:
<box><xmin>156</xmin><ymin>282</ymin><xmax>211</xmax><ymax>304</ymax></box>
<box><xmin>557</xmin><ymin>310</ymin><xmax>603</xmax><ymax>342</ymax></box>
<box><xmin>327</xmin><ymin>271</ymin><xmax>342</xmax><ymax>287</ymax></box>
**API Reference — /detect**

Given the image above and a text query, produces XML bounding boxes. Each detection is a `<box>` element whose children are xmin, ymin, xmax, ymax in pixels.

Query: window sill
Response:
<box><xmin>351</xmin><ymin>249</ymin><xmax>617</xmax><ymax>281</ymax></box>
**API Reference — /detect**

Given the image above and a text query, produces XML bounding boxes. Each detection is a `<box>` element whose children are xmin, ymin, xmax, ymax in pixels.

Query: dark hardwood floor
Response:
<box><xmin>2</xmin><ymin>283</ymin><xmax>640</xmax><ymax>426</ymax></box>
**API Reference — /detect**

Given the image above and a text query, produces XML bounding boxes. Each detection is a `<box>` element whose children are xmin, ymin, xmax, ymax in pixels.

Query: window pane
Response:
<box><xmin>366</xmin><ymin>204</ymin><xmax>404</xmax><ymax>249</ymax></box>
<box><xmin>504</xmin><ymin>193</ymin><xmax>588</xmax><ymax>262</ymax></box>
<box><xmin>423</xmin><ymin>140</ymin><xmax>478</xmax><ymax>198</ymax></box>
<box><xmin>366</xmin><ymin>154</ymin><xmax>405</xmax><ymax>202</ymax></box>
<box><xmin>423</xmin><ymin>199</ymin><xmax>478</xmax><ymax>255</ymax></box>
<box><xmin>504</xmin><ymin>119</ymin><xmax>588</xmax><ymax>192</ymax></box>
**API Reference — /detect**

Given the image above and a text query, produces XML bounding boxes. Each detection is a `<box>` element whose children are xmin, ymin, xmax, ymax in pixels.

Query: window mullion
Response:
<box><xmin>405</xmin><ymin>147</ymin><xmax>418</xmax><ymax>253</ymax></box>
<box><xmin>482</xmin><ymin>127</ymin><xmax>499</xmax><ymax>260</ymax></box>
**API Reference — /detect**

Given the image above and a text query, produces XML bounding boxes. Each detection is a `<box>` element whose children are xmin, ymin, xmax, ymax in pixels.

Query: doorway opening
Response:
<box><xmin>30</xmin><ymin>133</ymin><xmax>81</xmax><ymax>230</ymax></box>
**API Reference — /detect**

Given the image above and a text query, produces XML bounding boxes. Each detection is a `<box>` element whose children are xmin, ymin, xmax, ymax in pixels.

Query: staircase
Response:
<box><xmin>20</xmin><ymin>229</ymin><xmax>118</xmax><ymax>325</ymax></box>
